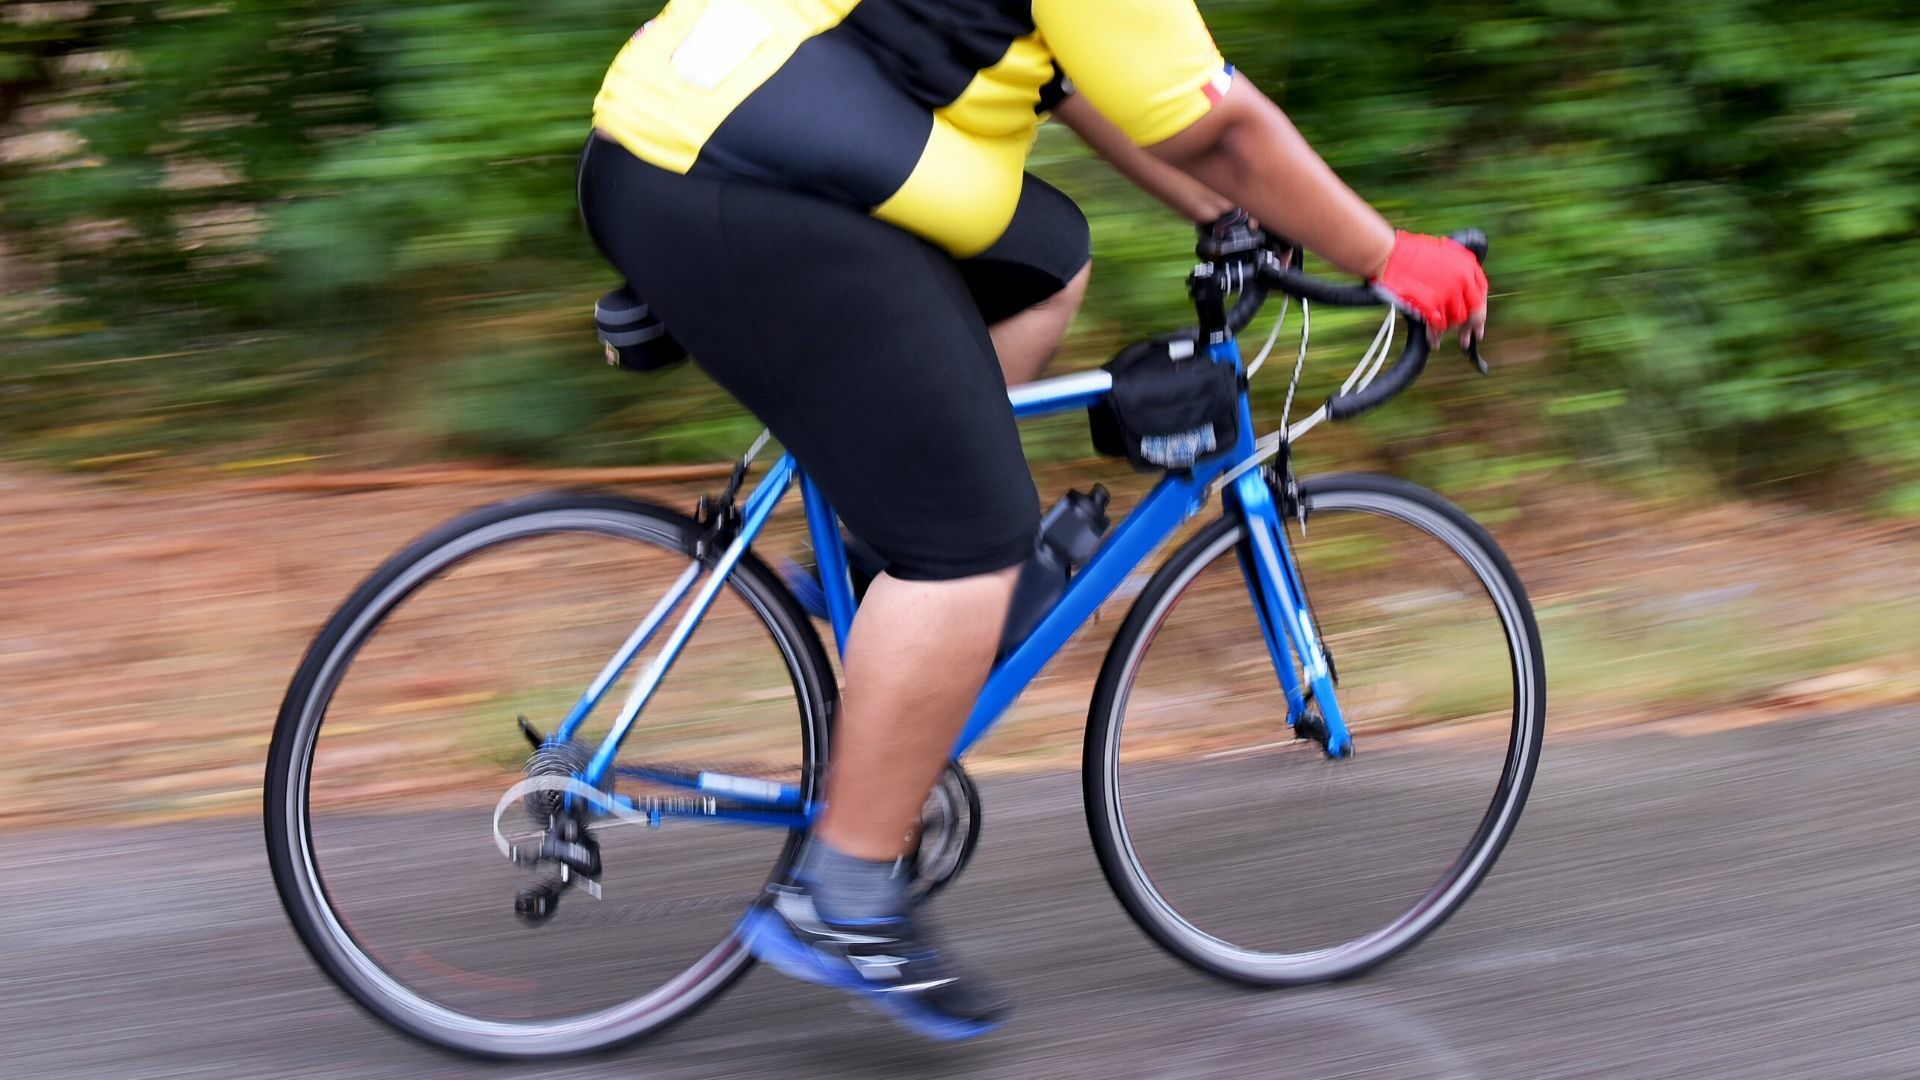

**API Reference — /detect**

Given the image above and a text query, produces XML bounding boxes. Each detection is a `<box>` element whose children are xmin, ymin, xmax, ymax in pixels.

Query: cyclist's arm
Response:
<box><xmin>1146</xmin><ymin>77</ymin><xmax>1392</xmax><ymax>280</ymax></box>
<box><xmin>1036</xmin><ymin>0</ymin><xmax>1390</xmax><ymax>276</ymax></box>
<box><xmin>1054</xmin><ymin>94</ymin><xmax>1232</xmax><ymax>225</ymax></box>
<box><xmin>1039</xmin><ymin>0</ymin><xmax>1482</xmax><ymax>338</ymax></box>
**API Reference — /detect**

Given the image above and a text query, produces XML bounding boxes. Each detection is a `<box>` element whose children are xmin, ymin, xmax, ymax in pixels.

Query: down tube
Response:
<box><xmin>950</xmin><ymin>473</ymin><xmax>1211</xmax><ymax>757</ymax></box>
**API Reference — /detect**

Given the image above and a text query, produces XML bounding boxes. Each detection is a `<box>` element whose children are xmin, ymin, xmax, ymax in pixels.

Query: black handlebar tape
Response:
<box><xmin>1448</xmin><ymin>228</ymin><xmax>1489</xmax><ymax>263</ymax></box>
<box><xmin>1324</xmin><ymin>330</ymin><xmax>1433</xmax><ymax>422</ymax></box>
<box><xmin>1225</xmin><ymin>281</ymin><xmax>1271</xmax><ymax>336</ymax></box>
<box><xmin>1259</xmin><ymin>265</ymin><xmax>1382</xmax><ymax>307</ymax></box>
<box><xmin>1220</xmin><ymin>229</ymin><xmax>1480</xmax><ymax>421</ymax></box>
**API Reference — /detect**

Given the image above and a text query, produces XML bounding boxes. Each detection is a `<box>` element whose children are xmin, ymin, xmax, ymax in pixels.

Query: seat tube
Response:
<box><xmin>799</xmin><ymin>471</ymin><xmax>856</xmax><ymax>656</ymax></box>
<box><xmin>1229</xmin><ymin>469</ymin><xmax>1352</xmax><ymax>756</ymax></box>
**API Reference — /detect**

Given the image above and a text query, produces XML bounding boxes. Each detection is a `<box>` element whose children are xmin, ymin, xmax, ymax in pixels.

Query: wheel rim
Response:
<box><xmin>275</xmin><ymin>507</ymin><xmax>824</xmax><ymax>1051</ymax></box>
<box><xmin>1099</xmin><ymin>487</ymin><xmax>1542</xmax><ymax>981</ymax></box>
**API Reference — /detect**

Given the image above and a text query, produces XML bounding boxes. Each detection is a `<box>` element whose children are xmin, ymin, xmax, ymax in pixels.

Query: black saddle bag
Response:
<box><xmin>1087</xmin><ymin>333</ymin><xmax>1239</xmax><ymax>472</ymax></box>
<box><xmin>595</xmin><ymin>284</ymin><xmax>688</xmax><ymax>374</ymax></box>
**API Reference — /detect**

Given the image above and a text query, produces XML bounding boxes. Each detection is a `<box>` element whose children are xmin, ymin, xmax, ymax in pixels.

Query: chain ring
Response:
<box><xmin>907</xmin><ymin>762</ymin><xmax>981</xmax><ymax>901</ymax></box>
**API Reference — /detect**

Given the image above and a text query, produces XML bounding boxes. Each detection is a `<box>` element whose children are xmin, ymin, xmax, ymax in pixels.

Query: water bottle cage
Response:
<box><xmin>996</xmin><ymin>486</ymin><xmax>1112</xmax><ymax>658</ymax></box>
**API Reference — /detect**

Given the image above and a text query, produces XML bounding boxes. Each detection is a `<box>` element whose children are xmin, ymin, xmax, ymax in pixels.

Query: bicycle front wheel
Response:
<box><xmin>264</xmin><ymin>492</ymin><xmax>834</xmax><ymax>1058</ymax></box>
<box><xmin>1085</xmin><ymin>473</ymin><xmax>1544</xmax><ymax>985</ymax></box>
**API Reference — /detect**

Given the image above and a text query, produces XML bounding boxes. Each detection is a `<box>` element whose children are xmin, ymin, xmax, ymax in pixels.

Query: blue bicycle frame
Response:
<box><xmin>546</xmin><ymin>332</ymin><xmax>1351</xmax><ymax>829</ymax></box>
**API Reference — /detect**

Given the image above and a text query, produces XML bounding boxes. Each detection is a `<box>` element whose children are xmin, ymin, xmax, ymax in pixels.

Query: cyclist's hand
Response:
<box><xmin>1369</xmin><ymin>230</ymin><xmax>1489</xmax><ymax>349</ymax></box>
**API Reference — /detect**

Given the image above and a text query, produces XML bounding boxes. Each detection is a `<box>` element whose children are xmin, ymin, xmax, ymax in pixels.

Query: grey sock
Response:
<box><xmin>795</xmin><ymin>836</ymin><xmax>907</xmax><ymax>922</ymax></box>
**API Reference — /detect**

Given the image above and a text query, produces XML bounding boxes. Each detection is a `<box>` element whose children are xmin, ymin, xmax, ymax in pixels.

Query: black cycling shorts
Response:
<box><xmin>577</xmin><ymin>134</ymin><xmax>1090</xmax><ymax>581</ymax></box>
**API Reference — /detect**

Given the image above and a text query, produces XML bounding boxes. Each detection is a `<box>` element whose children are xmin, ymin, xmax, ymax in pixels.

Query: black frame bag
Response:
<box><xmin>1088</xmin><ymin>333</ymin><xmax>1240</xmax><ymax>472</ymax></box>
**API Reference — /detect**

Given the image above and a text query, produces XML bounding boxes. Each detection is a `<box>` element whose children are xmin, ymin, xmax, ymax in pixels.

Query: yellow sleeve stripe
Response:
<box><xmin>1124</xmin><ymin>61</ymin><xmax>1225</xmax><ymax>147</ymax></box>
<box><xmin>1034</xmin><ymin>0</ymin><xmax>1228</xmax><ymax>146</ymax></box>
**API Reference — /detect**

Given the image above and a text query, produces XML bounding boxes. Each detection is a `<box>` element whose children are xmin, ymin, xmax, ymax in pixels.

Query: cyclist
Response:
<box><xmin>577</xmin><ymin>0</ymin><xmax>1488</xmax><ymax>1041</ymax></box>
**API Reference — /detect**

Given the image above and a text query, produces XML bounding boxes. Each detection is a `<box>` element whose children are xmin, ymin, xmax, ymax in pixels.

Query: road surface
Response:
<box><xmin>4</xmin><ymin>707</ymin><xmax>1916</xmax><ymax>1078</ymax></box>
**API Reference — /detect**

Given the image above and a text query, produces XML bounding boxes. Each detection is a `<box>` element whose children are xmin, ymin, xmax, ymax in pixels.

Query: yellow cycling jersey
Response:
<box><xmin>593</xmin><ymin>0</ymin><xmax>1231</xmax><ymax>256</ymax></box>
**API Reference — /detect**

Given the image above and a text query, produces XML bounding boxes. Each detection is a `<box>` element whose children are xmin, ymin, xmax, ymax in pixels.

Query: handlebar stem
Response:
<box><xmin>1186</xmin><ymin>261</ymin><xmax>1233</xmax><ymax>344</ymax></box>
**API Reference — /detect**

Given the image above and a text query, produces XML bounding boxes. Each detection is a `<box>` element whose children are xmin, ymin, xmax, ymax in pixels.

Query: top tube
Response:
<box><xmin>1008</xmin><ymin>369</ymin><xmax>1114</xmax><ymax>419</ymax></box>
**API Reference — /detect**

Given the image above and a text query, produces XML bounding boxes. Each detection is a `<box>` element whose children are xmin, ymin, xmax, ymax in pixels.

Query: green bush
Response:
<box><xmin>3</xmin><ymin>2</ymin><xmax>1916</xmax><ymax>506</ymax></box>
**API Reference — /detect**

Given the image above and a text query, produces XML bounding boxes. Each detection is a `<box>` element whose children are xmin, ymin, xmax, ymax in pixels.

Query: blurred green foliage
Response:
<box><xmin>2</xmin><ymin>2</ymin><xmax>1916</xmax><ymax>508</ymax></box>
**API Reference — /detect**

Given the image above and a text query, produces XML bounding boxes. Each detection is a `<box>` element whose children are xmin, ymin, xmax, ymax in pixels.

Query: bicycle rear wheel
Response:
<box><xmin>1085</xmin><ymin>473</ymin><xmax>1543</xmax><ymax>985</ymax></box>
<box><xmin>264</xmin><ymin>492</ymin><xmax>834</xmax><ymax>1058</ymax></box>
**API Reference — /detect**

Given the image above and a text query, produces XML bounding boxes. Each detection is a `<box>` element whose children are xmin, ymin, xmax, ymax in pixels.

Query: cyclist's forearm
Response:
<box><xmin>1055</xmin><ymin>94</ymin><xmax>1233</xmax><ymax>225</ymax></box>
<box><xmin>1150</xmin><ymin>78</ymin><xmax>1394</xmax><ymax>279</ymax></box>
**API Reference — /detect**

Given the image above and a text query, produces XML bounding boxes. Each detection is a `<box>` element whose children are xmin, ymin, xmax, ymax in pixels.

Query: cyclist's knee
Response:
<box><xmin>991</xmin><ymin>259</ymin><xmax>1093</xmax><ymax>387</ymax></box>
<box><xmin>1025</xmin><ymin>258</ymin><xmax>1091</xmax><ymax>318</ymax></box>
<box><xmin>1056</xmin><ymin>258</ymin><xmax>1092</xmax><ymax>312</ymax></box>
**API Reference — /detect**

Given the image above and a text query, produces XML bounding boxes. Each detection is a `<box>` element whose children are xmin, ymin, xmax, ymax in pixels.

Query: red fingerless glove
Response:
<box><xmin>1369</xmin><ymin>231</ymin><xmax>1488</xmax><ymax>331</ymax></box>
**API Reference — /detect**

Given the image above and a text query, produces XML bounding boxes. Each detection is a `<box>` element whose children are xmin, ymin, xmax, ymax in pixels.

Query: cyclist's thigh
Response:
<box><xmin>579</xmin><ymin>137</ymin><xmax>1038</xmax><ymax>581</ymax></box>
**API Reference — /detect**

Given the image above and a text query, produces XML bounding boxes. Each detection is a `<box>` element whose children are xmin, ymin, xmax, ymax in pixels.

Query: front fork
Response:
<box><xmin>1229</xmin><ymin>467</ymin><xmax>1353</xmax><ymax>759</ymax></box>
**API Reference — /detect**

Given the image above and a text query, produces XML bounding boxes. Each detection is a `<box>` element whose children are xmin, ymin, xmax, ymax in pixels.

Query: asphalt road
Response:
<box><xmin>5</xmin><ymin>706</ymin><xmax>1917</xmax><ymax>1079</ymax></box>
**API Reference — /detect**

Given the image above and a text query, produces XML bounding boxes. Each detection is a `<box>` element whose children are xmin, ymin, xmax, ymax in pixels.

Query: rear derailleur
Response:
<box><xmin>511</xmin><ymin>716</ymin><xmax>605</xmax><ymax>926</ymax></box>
<box><xmin>513</xmin><ymin>816</ymin><xmax>602</xmax><ymax>925</ymax></box>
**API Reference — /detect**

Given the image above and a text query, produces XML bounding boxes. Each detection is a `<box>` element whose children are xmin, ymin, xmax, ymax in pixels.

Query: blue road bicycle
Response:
<box><xmin>265</xmin><ymin>227</ymin><xmax>1544</xmax><ymax>1058</ymax></box>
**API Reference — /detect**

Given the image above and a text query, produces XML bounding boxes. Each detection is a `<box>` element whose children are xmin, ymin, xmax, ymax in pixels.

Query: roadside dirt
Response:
<box><xmin>2</xmin><ymin>463</ymin><xmax>1915</xmax><ymax>826</ymax></box>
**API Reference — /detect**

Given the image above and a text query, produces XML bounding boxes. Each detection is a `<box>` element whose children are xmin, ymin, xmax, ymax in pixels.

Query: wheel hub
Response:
<box><xmin>1293</xmin><ymin>707</ymin><xmax>1351</xmax><ymax>760</ymax></box>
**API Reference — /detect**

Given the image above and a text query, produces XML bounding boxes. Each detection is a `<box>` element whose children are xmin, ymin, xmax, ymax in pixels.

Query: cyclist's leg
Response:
<box><xmin>823</xmin><ymin>567</ymin><xmax>1017</xmax><ymax>857</ymax></box>
<box><xmin>958</xmin><ymin>174</ymin><xmax>1094</xmax><ymax>387</ymax></box>
<box><xmin>581</xmin><ymin>136</ymin><xmax>1028</xmax><ymax>1033</ymax></box>
<box><xmin>580</xmin><ymin>134</ymin><xmax>1033</xmax><ymax>885</ymax></box>
<box><xmin>794</xmin><ymin>179</ymin><xmax>1092</xmax><ymax>847</ymax></box>
<box><xmin>783</xmin><ymin>174</ymin><xmax>1091</xmax><ymax>621</ymax></box>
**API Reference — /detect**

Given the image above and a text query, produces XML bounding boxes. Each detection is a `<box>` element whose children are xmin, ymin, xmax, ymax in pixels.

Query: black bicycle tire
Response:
<box><xmin>1082</xmin><ymin>472</ymin><xmax>1545</xmax><ymax>987</ymax></box>
<box><xmin>263</xmin><ymin>491</ymin><xmax>837</xmax><ymax>1059</ymax></box>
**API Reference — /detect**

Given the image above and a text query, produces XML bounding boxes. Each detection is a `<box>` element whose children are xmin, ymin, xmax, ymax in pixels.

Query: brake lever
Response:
<box><xmin>1446</xmin><ymin>229</ymin><xmax>1491</xmax><ymax>377</ymax></box>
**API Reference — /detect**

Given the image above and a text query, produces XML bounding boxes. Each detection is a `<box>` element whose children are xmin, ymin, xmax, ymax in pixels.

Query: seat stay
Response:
<box><xmin>553</xmin><ymin>559</ymin><xmax>703</xmax><ymax>745</ymax></box>
<box><xmin>580</xmin><ymin>454</ymin><xmax>797</xmax><ymax>788</ymax></box>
